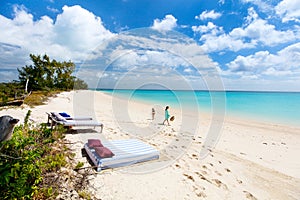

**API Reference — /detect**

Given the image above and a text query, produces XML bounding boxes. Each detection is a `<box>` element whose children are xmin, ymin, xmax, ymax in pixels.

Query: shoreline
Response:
<box><xmin>100</xmin><ymin>89</ymin><xmax>300</xmax><ymax>128</ymax></box>
<box><xmin>1</xmin><ymin>90</ymin><xmax>299</xmax><ymax>199</ymax></box>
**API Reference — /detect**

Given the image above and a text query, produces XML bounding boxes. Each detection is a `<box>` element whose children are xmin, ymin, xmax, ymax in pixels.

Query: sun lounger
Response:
<box><xmin>47</xmin><ymin>112</ymin><xmax>103</xmax><ymax>132</ymax></box>
<box><xmin>84</xmin><ymin>139</ymin><xmax>160</xmax><ymax>172</ymax></box>
<box><xmin>46</xmin><ymin>112</ymin><xmax>93</xmax><ymax>122</ymax></box>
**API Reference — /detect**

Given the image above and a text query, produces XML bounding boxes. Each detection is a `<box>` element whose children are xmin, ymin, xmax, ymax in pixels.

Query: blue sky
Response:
<box><xmin>0</xmin><ymin>0</ymin><xmax>300</xmax><ymax>91</ymax></box>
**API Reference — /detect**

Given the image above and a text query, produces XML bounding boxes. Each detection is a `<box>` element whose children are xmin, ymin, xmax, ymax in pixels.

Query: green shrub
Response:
<box><xmin>75</xmin><ymin>161</ymin><xmax>84</xmax><ymax>170</ymax></box>
<box><xmin>0</xmin><ymin>123</ymin><xmax>68</xmax><ymax>199</ymax></box>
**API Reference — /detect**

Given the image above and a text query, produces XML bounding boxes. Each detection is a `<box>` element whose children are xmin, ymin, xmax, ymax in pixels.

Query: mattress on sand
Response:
<box><xmin>84</xmin><ymin>139</ymin><xmax>159</xmax><ymax>172</ymax></box>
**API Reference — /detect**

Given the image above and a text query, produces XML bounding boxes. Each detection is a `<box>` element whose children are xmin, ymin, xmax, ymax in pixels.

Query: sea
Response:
<box><xmin>98</xmin><ymin>89</ymin><xmax>300</xmax><ymax>127</ymax></box>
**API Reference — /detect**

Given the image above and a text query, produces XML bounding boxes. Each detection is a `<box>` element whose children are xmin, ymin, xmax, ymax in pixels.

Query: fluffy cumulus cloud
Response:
<box><xmin>74</xmin><ymin>29</ymin><xmax>220</xmax><ymax>90</ymax></box>
<box><xmin>113</xmin><ymin>50</ymin><xmax>187</xmax><ymax>69</ymax></box>
<box><xmin>225</xmin><ymin>42</ymin><xmax>300</xmax><ymax>78</ymax></box>
<box><xmin>54</xmin><ymin>5</ymin><xmax>113</xmax><ymax>53</ymax></box>
<box><xmin>192</xmin><ymin>21</ymin><xmax>256</xmax><ymax>52</ymax></box>
<box><xmin>195</xmin><ymin>10</ymin><xmax>221</xmax><ymax>21</ymax></box>
<box><xmin>0</xmin><ymin>4</ymin><xmax>114</xmax><ymax>69</ymax></box>
<box><xmin>152</xmin><ymin>15</ymin><xmax>177</xmax><ymax>31</ymax></box>
<box><xmin>190</xmin><ymin>4</ymin><xmax>300</xmax><ymax>91</ymax></box>
<box><xmin>193</xmin><ymin>7</ymin><xmax>300</xmax><ymax>52</ymax></box>
<box><xmin>275</xmin><ymin>0</ymin><xmax>300</xmax><ymax>22</ymax></box>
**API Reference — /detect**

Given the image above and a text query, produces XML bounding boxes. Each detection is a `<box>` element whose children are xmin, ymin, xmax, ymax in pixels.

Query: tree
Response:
<box><xmin>17</xmin><ymin>54</ymin><xmax>88</xmax><ymax>91</ymax></box>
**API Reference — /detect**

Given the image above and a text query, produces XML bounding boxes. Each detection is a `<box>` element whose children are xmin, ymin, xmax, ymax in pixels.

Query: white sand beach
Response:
<box><xmin>1</xmin><ymin>90</ymin><xmax>299</xmax><ymax>200</ymax></box>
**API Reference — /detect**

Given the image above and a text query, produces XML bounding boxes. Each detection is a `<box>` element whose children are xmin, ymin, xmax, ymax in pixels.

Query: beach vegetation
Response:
<box><xmin>0</xmin><ymin>110</ymin><xmax>70</xmax><ymax>199</ymax></box>
<box><xmin>18</xmin><ymin>54</ymin><xmax>88</xmax><ymax>92</ymax></box>
<box><xmin>78</xmin><ymin>190</ymin><xmax>92</xmax><ymax>200</ymax></box>
<box><xmin>0</xmin><ymin>82</ymin><xmax>25</xmax><ymax>106</ymax></box>
<box><xmin>23</xmin><ymin>90</ymin><xmax>59</xmax><ymax>107</ymax></box>
<box><xmin>75</xmin><ymin>161</ymin><xmax>85</xmax><ymax>170</ymax></box>
<box><xmin>0</xmin><ymin>53</ymin><xmax>88</xmax><ymax>107</ymax></box>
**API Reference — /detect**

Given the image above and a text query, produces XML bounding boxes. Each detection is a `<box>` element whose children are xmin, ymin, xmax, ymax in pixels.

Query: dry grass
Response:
<box><xmin>24</xmin><ymin>90</ymin><xmax>60</xmax><ymax>107</ymax></box>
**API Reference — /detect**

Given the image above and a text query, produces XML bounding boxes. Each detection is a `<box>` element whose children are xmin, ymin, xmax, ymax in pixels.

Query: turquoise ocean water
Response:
<box><xmin>98</xmin><ymin>89</ymin><xmax>300</xmax><ymax>127</ymax></box>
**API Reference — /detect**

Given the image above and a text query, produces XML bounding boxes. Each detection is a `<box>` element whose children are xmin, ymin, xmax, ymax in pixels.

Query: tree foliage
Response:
<box><xmin>18</xmin><ymin>54</ymin><xmax>88</xmax><ymax>91</ymax></box>
<box><xmin>0</xmin><ymin>82</ymin><xmax>24</xmax><ymax>104</ymax></box>
<box><xmin>0</xmin><ymin>54</ymin><xmax>88</xmax><ymax>106</ymax></box>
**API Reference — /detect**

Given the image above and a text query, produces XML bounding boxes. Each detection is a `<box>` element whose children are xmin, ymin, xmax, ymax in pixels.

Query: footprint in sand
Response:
<box><xmin>225</xmin><ymin>168</ymin><xmax>231</xmax><ymax>172</ymax></box>
<box><xmin>212</xmin><ymin>179</ymin><xmax>228</xmax><ymax>190</ymax></box>
<box><xmin>200</xmin><ymin>170</ymin><xmax>207</xmax><ymax>175</ymax></box>
<box><xmin>215</xmin><ymin>171</ymin><xmax>222</xmax><ymax>176</ymax></box>
<box><xmin>195</xmin><ymin>191</ymin><xmax>207</xmax><ymax>198</ymax></box>
<box><xmin>236</xmin><ymin>179</ymin><xmax>243</xmax><ymax>184</ymax></box>
<box><xmin>175</xmin><ymin>164</ymin><xmax>181</xmax><ymax>168</ymax></box>
<box><xmin>243</xmin><ymin>191</ymin><xmax>257</xmax><ymax>200</ymax></box>
<box><xmin>192</xmin><ymin>185</ymin><xmax>207</xmax><ymax>198</ymax></box>
<box><xmin>193</xmin><ymin>185</ymin><xmax>205</xmax><ymax>191</ymax></box>
<box><xmin>191</xmin><ymin>153</ymin><xmax>198</xmax><ymax>160</ymax></box>
<box><xmin>195</xmin><ymin>172</ymin><xmax>212</xmax><ymax>183</ymax></box>
<box><xmin>183</xmin><ymin>173</ymin><xmax>195</xmax><ymax>182</ymax></box>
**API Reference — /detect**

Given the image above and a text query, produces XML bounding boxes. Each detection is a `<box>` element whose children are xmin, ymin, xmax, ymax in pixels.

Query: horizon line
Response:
<box><xmin>88</xmin><ymin>88</ymin><xmax>300</xmax><ymax>93</ymax></box>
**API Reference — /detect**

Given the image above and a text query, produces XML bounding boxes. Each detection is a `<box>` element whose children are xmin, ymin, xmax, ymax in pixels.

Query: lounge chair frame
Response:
<box><xmin>46</xmin><ymin>112</ymin><xmax>103</xmax><ymax>133</ymax></box>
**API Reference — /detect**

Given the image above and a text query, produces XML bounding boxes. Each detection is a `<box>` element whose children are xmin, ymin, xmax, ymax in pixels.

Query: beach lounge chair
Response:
<box><xmin>84</xmin><ymin>139</ymin><xmax>160</xmax><ymax>172</ymax></box>
<box><xmin>47</xmin><ymin>112</ymin><xmax>103</xmax><ymax>132</ymax></box>
<box><xmin>46</xmin><ymin>112</ymin><xmax>93</xmax><ymax>122</ymax></box>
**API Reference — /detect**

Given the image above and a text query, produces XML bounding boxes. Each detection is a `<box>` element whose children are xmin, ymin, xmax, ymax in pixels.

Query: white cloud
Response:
<box><xmin>192</xmin><ymin>22</ymin><xmax>219</xmax><ymax>34</ymax></box>
<box><xmin>0</xmin><ymin>71</ymin><xmax>18</xmax><ymax>82</ymax></box>
<box><xmin>275</xmin><ymin>0</ymin><xmax>300</xmax><ymax>23</ymax></box>
<box><xmin>263</xmin><ymin>67</ymin><xmax>292</xmax><ymax>76</ymax></box>
<box><xmin>183</xmin><ymin>68</ymin><xmax>193</xmax><ymax>73</ymax></box>
<box><xmin>75</xmin><ymin>28</ymin><xmax>220</xmax><ymax>90</ymax></box>
<box><xmin>193</xmin><ymin>21</ymin><xmax>257</xmax><ymax>52</ymax></box>
<box><xmin>152</xmin><ymin>15</ymin><xmax>177</xmax><ymax>31</ymax></box>
<box><xmin>225</xmin><ymin>42</ymin><xmax>300</xmax><ymax>78</ymax></box>
<box><xmin>47</xmin><ymin>6</ymin><xmax>59</xmax><ymax>13</ymax></box>
<box><xmin>195</xmin><ymin>10</ymin><xmax>221</xmax><ymax>21</ymax></box>
<box><xmin>54</xmin><ymin>5</ymin><xmax>114</xmax><ymax>57</ymax></box>
<box><xmin>241</xmin><ymin>0</ymin><xmax>273</xmax><ymax>13</ymax></box>
<box><xmin>0</xmin><ymin>4</ymin><xmax>114</xmax><ymax>69</ymax></box>
<box><xmin>193</xmin><ymin>7</ymin><xmax>300</xmax><ymax>52</ymax></box>
<box><xmin>231</xmin><ymin>8</ymin><xmax>298</xmax><ymax>46</ymax></box>
<box><xmin>220</xmin><ymin>75</ymin><xmax>300</xmax><ymax>91</ymax></box>
<box><xmin>112</xmin><ymin>50</ymin><xmax>189</xmax><ymax>72</ymax></box>
<box><xmin>226</xmin><ymin>51</ymin><xmax>272</xmax><ymax>72</ymax></box>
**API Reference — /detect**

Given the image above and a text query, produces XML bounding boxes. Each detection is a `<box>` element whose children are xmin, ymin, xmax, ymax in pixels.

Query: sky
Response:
<box><xmin>0</xmin><ymin>0</ymin><xmax>300</xmax><ymax>91</ymax></box>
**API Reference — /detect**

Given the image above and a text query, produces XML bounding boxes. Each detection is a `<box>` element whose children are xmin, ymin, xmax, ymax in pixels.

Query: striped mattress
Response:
<box><xmin>84</xmin><ymin>139</ymin><xmax>159</xmax><ymax>172</ymax></box>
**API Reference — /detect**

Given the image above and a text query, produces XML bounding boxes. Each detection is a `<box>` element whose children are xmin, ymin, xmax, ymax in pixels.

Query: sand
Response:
<box><xmin>0</xmin><ymin>90</ymin><xmax>299</xmax><ymax>200</ymax></box>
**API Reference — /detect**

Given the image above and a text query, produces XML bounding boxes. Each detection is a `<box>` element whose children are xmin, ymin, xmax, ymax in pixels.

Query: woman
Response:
<box><xmin>162</xmin><ymin>106</ymin><xmax>170</xmax><ymax>126</ymax></box>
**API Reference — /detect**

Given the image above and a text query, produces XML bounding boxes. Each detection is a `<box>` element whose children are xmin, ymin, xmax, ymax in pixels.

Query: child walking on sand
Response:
<box><xmin>152</xmin><ymin>108</ymin><xmax>155</xmax><ymax>120</ymax></box>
